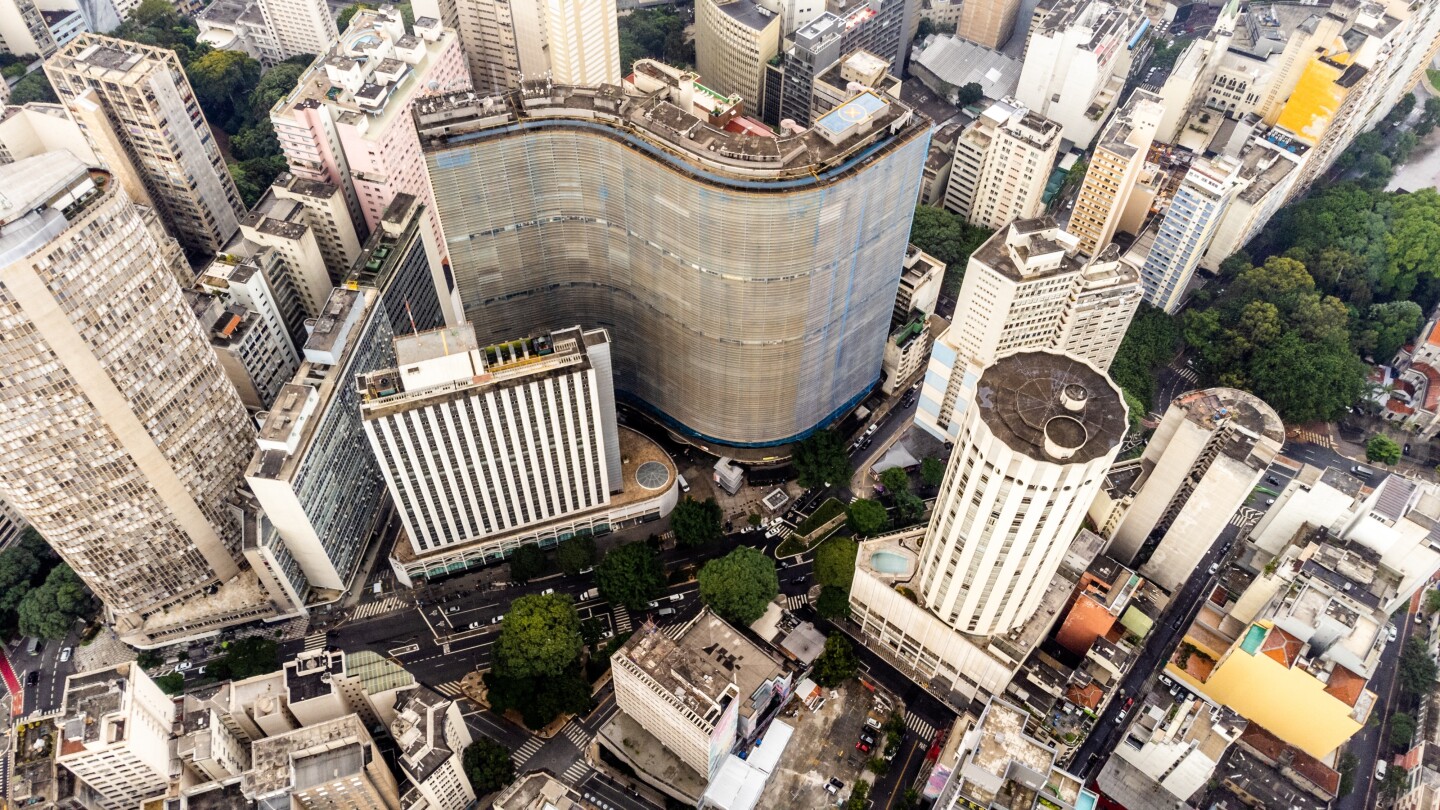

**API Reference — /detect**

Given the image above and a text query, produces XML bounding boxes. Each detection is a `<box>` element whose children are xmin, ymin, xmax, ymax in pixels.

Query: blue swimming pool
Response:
<box><xmin>869</xmin><ymin>551</ymin><xmax>910</xmax><ymax>574</ymax></box>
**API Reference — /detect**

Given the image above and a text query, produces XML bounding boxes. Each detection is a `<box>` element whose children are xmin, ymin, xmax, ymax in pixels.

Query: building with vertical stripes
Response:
<box><xmin>360</xmin><ymin>323</ymin><xmax>678</xmax><ymax>580</ymax></box>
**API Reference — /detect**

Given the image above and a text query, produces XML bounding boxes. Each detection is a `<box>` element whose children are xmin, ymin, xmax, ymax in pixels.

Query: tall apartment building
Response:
<box><xmin>345</xmin><ymin>192</ymin><xmax>453</xmax><ymax>332</ymax></box>
<box><xmin>266</xmin><ymin>173</ymin><xmax>362</xmax><ymax>280</ymax></box>
<box><xmin>190</xmin><ymin>255</ymin><xmax>303</xmax><ymax>410</ymax></box>
<box><xmin>246</xmin><ymin>287</ymin><xmax>395</xmax><ymax>595</ymax></box>
<box><xmin>1138</xmin><ymin>154</ymin><xmax>1243</xmax><ymax>313</ymax></box>
<box><xmin>1068</xmin><ymin>89</ymin><xmax>1164</xmax><ymax>257</ymax></box>
<box><xmin>0</xmin><ymin>0</ymin><xmax>115</xmax><ymax>57</ymax></box>
<box><xmin>1200</xmin><ymin>136</ymin><xmax>1303</xmax><ymax>270</ymax></box>
<box><xmin>412</xmin><ymin>0</ymin><xmax>619</xmax><ymax>93</ymax></box>
<box><xmin>0</xmin><ymin>101</ymin><xmax>97</xmax><ymax>165</ymax></box>
<box><xmin>917</xmin><ymin>351</ymin><xmax>1127</xmax><ymax>636</ymax></box>
<box><xmin>360</xmin><ymin>323</ymin><xmax>621</xmax><ymax>555</ymax></box>
<box><xmin>270</xmin><ymin>6</ymin><xmax>468</xmax><ymax>259</ymax></box>
<box><xmin>696</xmin><ymin>0</ymin><xmax>781</xmax><ymax>104</ymax></box>
<box><xmin>956</xmin><ymin>0</ymin><xmax>1021</xmax><ymax>49</ymax></box>
<box><xmin>238</xmin><ymin>188</ymin><xmax>336</xmax><ymax>322</ymax></box>
<box><xmin>257</xmin><ymin>0</ymin><xmax>337</xmax><ymax>60</ymax></box>
<box><xmin>930</xmin><ymin>700</ymin><xmax>1097</xmax><ymax>810</ymax></box>
<box><xmin>390</xmin><ymin>688</ymin><xmax>476</xmax><ymax>810</ymax></box>
<box><xmin>1109</xmin><ymin>388</ymin><xmax>1284</xmax><ymax>593</ymax></box>
<box><xmin>54</xmin><ymin>664</ymin><xmax>174</xmax><ymax>810</ymax></box>
<box><xmin>608</xmin><ymin>610</ymin><xmax>790</xmax><ymax>794</ymax></box>
<box><xmin>47</xmin><ymin>34</ymin><xmax>246</xmax><ymax>257</ymax></box>
<box><xmin>916</xmin><ymin>219</ymin><xmax>1140</xmax><ymax>443</ymax></box>
<box><xmin>942</xmin><ymin>98</ymin><xmax>1061</xmax><ymax>230</ymax></box>
<box><xmin>766</xmin><ymin>1</ymin><xmax>911</xmax><ymax>127</ymax></box>
<box><xmin>242</xmin><ymin>714</ymin><xmax>402</xmax><ymax>807</ymax></box>
<box><xmin>0</xmin><ymin>153</ymin><xmax>279</xmax><ymax>647</ymax></box>
<box><xmin>1015</xmin><ymin>0</ymin><xmax>1147</xmax><ymax>147</ymax></box>
<box><xmin>416</xmin><ymin>84</ymin><xmax>927</xmax><ymax>447</ymax></box>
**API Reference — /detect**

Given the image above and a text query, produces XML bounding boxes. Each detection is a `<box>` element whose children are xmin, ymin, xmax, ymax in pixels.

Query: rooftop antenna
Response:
<box><xmin>404</xmin><ymin>298</ymin><xmax>418</xmax><ymax>334</ymax></box>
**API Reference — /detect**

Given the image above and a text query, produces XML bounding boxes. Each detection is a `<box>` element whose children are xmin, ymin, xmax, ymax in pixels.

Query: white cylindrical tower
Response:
<box><xmin>917</xmin><ymin>349</ymin><xmax>1128</xmax><ymax>637</ymax></box>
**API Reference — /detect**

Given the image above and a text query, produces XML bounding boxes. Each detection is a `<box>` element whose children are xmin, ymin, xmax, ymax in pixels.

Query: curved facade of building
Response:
<box><xmin>417</xmin><ymin>83</ymin><xmax>930</xmax><ymax>446</ymax></box>
<box><xmin>917</xmin><ymin>350</ymin><xmax>1127</xmax><ymax>636</ymax></box>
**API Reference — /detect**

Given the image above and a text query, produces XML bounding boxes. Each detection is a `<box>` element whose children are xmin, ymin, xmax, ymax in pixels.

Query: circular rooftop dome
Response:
<box><xmin>636</xmin><ymin>461</ymin><xmax>669</xmax><ymax>490</ymax></box>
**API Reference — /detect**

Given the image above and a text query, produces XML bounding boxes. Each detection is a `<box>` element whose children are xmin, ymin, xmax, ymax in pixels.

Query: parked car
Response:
<box><xmin>59</xmin><ymin>647</ymin><xmax>72</xmax><ymax>663</ymax></box>
<box><xmin>541</xmin><ymin>588</ymin><xmax>555</xmax><ymax>596</ymax></box>
<box><xmin>491</xmin><ymin>614</ymin><xmax>505</xmax><ymax>624</ymax></box>
<box><xmin>176</xmin><ymin>661</ymin><xmax>193</xmax><ymax>672</ymax></box>
<box><xmin>855</xmin><ymin>740</ymin><xmax>871</xmax><ymax>753</ymax></box>
<box><xmin>1377</xmin><ymin>760</ymin><xmax>1388</xmax><ymax>780</ymax></box>
<box><xmin>448</xmin><ymin>606</ymin><xmax>460</xmax><ymax>613</ymax></box>
<box><xmin>824</xmin><ymin>779</ymin><xmax>842</xmax><ymax>795</ymax></box>
<box><xmin>468</xmin><ymin>621</ymin><xmax>481</xmax><ymax>630</ymax></box>
<box><xmin>1114</xmin><ymin>709</ymin><xmax>1128</xmax><ymax>724</ymax></box>
<box><xmin>669</xmin><ymin>593</ymin><xmax>684</xmax><ymax>602</ymax></box>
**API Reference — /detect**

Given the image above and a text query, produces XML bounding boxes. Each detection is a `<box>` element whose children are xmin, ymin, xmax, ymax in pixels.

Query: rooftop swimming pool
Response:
<box><xmin>869</xmin><ymin>550</ymin><xmax>910</xmax><ymax>575</ymax></box>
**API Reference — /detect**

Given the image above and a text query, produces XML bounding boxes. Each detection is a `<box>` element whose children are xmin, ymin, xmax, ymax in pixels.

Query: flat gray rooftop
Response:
<box><xmin>975</xmin><ymin>351</ymin><xmax>1127</xmax><ymax>465</ymax></box>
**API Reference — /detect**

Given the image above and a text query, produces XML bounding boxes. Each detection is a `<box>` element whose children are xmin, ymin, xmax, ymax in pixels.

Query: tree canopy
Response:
<box><xmin>556</xmin><ymin>535</ymin><xmax>597</xmax><ymax>575</ymax></box>
<box><xmin>1367</xmin><ymin>435</ymin><xmax>1402</xmax><ymax>466</ymax></box>
<box><xmin>1110</xmin><ymin>303</ymin><xmax>1182</xmax><ymax>415</ymax></box>
<box><xmin>919</xmin><ymin>457</ymin><xmax>946</xmax><ymax>488</ymax></box>
<box><xmin>9</xmin><ymin>71</ymin><xmax>54</xmax><ymax>104</ymax></box>
<box><xmin>878</xmin><ymin>467</ymin><xmax>910</xmax><ymax>496</ymax></box>
<box><xmin>670</xmin><ymin>497</ymin><xmax>723</xmax><ymax>548</ymax></box>
<box><xmin>792</xmin><ymin>429</ymin><xmax>850</xmax><ymax>489</ymax></box>
<box><xmin>463</xmin><ymin>739</ymin><xmax>514</xmax><ymax>795</ymax></box>
<box><xmin>507</xmin><ymin>544</ymin><xmax>547</xmax><ymax>584</ymax></box>
<box><xmin>815</xmin><ymin>585</ymin><xmax>851</xmax><ymax>619</ymax></box>
<box><xmin>494</xmin><ymin>594</ymin><xmax>584</xmax><ymax>680</ymax></box>
<box><xmin>1399</xmin><ymin>637</ymin><xmax>1438</xmax><ymax>696</ymax></box>
<box><xmin>17</xmin><ymin>564</ymin><xmax>93</xmax><ymax>641</ymax></box>
<box><xmin>618</xmin><ymin>7</ymin><xmax>693</xmax><ymax>70</ymax></box>
<box><xmin>812</xmin><ymin>635</ymin><xmax>859</xmax><ymax>687</ymax></box>
<box><xmin>697</xmin><ymin>547</ymin><xmax>778</xmax><ymax>626</ymax></box>
<box><xmin>813</xmin><ymin>537</ymin><xmax>858</xmax><ymax>590</ymax></box>
<box><xmin>908</xmin><ymin>205</ymin><xmax>992</xmax><ymax>296</ymax></box>
<box><xmin>596</xmin><ymin>542</ymin><xmax>665</xmax><ymax>610</ymax></box>
<box><xmin>208</xmin><ymin>636</ymin><xmax>280</xmax><ymax>680</ymax></box>
<box><xmin>847</xmin><ymin>498</ymin><xmax>889</xmax><ymax>536</ymax></box>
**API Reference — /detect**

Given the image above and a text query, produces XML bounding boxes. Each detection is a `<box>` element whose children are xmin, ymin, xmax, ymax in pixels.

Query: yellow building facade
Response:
<box><xmin>1274</xmin><ymin>55</ymin><xmax>1352</xmax><ymax>146</ymax></box>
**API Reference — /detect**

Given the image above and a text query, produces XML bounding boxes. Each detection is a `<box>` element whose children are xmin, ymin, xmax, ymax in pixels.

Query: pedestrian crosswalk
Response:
<box><xmin>1289</xmin><ymin>428</ymin><xmax>1333</xmax><ymax>448</ymax></box>
<box><xmin>1173</xmin><ymin>365</ymin><xmax>1199</xmax><ymax>385</ymax></box>
<box><xmin>512</xmin><ymin>736</ymin><xmax>545</xmax><ymax>767</ymax></box>
<box><xmin>559</xmin><ymin>719</ymin><xmax>592</xmax><ymax>750</ymax></box>
<box><xmin>613</xmin><ymin>604</ymin><xmax>632</xmax><ymax>634</ymax></box>
<box><xmin>433</xmin><ymin>680</ymin><xmax>465</xmax><ymax>698</ymax></box>
<box><xmin>351</xmin><ymin>594</ymin><xmax>409</xmax><ymax>619</ymax></box>
<box><xmin>561</xmin><ymin>760</ymin><xmax>591</xmax><ymax>784</ymax></box>
<box><xmin>302</xmin><ymin>633</ymin><xmax>327</xmax><ymax>653</ymax></box>
<box><xmin>786</xmin><ymin>594</ymin><xmax>810</xmax><ymax>610</ymax></box>
<box><xmin>904</xmin><ymin>710</ymin><xmax>935</xmax><ymax>739</ymax></box>
<box><xmin>1229</xmin><ymin>507</ymin><xmax>1263</xmax><ymax>527</ymax></box>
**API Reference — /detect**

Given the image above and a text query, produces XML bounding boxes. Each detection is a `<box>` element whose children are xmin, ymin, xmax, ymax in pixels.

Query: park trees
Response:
<box><xmin>595</xmin><ymin>542</ymin><xmax>665</xmax><ymax>610</ymax></box>
<box><xmin>463</xmin><ymin>739</ymin><xmax>514</xmax><ymax>795</ymax></box>
<box><xmin>812</xmin><ymin>635</ymin><xmax>859</xmax><ymax>687</ymax></box>
<box><xmin>556</xmin><ymin>535</ymin><xmax>597</xmax><ymax>575</ymax></box>
<box><xmin>1367</xmin><ymin>435</ymin><xmax>1402</xmax><ymax>466</ymax></box>
<box><xmin>697</xmin><ymin>547</ymin><xmax>778</xmax><ymax>625</ymax></box>
<box><xmin>17</xmin><ymin>565</ymin><xmax>93</xmax><ymax>641</ymax></box>
<box><xmin>792</xmin><ymin>430</ymin><xmax>850</xmax><ymax>489</ymax></box>
<box><xmin>847</xmin><ymin>498</ymin><xmax>889</xmax><ymax>536</ymax></box>
<box><xmin>486</xmin><ymin>594</ymin><xmax>593</xmax><ymax>728</ymax></box>
<box><xmin>507</xmin><ymin>544</ymin><xmax>546</xmax><ymax>584</ymax></box>
<box><xmin>670</xmin><ymin>497</ymin><xmax>723</xmax><ymax>548</ymax></box>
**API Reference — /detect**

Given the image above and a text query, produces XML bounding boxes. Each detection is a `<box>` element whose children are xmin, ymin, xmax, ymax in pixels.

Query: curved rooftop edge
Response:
<box><xmin>413</xmin><ymin>79</ymin><xmax>930</xmax><ymax>190</ymax></box>
<box><xmin>976</xmin><ymin>349</ymin><xmax>1129</xmax><ymax>465</ymax></box>
<box><xmin>1169</xmin><ymin>386</ymin><xmax>1286</xmax><ymax>444</ymax></box>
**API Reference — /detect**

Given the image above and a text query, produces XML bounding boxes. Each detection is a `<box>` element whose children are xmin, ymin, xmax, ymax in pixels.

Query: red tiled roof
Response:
<box><xmin>1427</xmin><ymin>320</ymin><xmax>1440</xmax><ymax>347</ymax></box>
<box><xmin>1386</xmin><ymin>399</ymin><xmax>1416</xmax><ymax>416</ymax></box>
<box><xmin>1397</xmin><ymin>379</ymin><xmax>1416</xmax><ymax>395</ymax></box>
<box><xmin>1066</xmin><ymin>682</ymin><xmax>1104</xmax><ymax>710</ymax></box>
<box><xmin>1261</xmin><ymin>626</ymin><xmax>1304</xmax><ymax>668</ymax></box>
<box><xmin>1237</xmin><ymin>723</ymin><xmax>1341</xmax><ymax>799</ymax></box>
<box><xmin>1323</xmin><ymin>665</ymin><xmax>1367</xmax><ymax>707</ymax></box>
<box><xmin>1415</xmin><ymin>362</ymin><xmax>1440</xmax><ymax>411</ymax></box>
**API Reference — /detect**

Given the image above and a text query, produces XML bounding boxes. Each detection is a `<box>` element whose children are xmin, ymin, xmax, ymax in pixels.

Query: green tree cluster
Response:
<box><xmin>17</xmin><ymin>565</ymin><xmax>94</xmax><ymax>641</ymax></box>
<box><xmin>908</xmin><ymin>205</ymin><xmax>992</xmax><ymax>296</ymax></box>
<box><xmin>153</xmin><ymin>673</ymin><xmax>186</xmax><ymax>695</ymax></box>
<box><xmin>485</xmin><ymin>594</ymin><xmax>594</xmax><ymax>728</ymax></box>
<box><xmin>813</xmin><ymin>537</ymin><xmax>858</xmax><ymax>620</ymax></box>
<box><xmin>1367</xmin><ymin>435</ymin><xmax>1402</xmax><ymax>466</ymax></box>
<box><xmin>9</xmin><ymin>71</ymin><xmax>55</xmax><ymax>104</ymax></box>
<box><xmin>919</xmin><ymin>457</ymin><xmax>946</xmax><ymax>488</ymax></box>
<box><xmin>463</xmin><ymin>739</ymin><xmax>514</xmax><ymax>795</ymax></box>
<box><xmin>847</xmin><ymin>498</ymin><xmax>889</xmax><ymax>536</ymax></box>
<box><xmin>878</xmin><ymin>466</ymin><xmax>925</xmax><ymax>526</ymax></box>
<box><xmin>792</xmin><ymin>429</ymin><xmax>850</xmax><ymax>489</ymax></box>
<box><xmin>1390</xmin><ymin>712</ymin><xmax>1416</xmax><ymax>752</ymax></box>
<box><xmin>670</xmin><ymin>497</ymin><xmax>724</xmax><ymax>548</ymax></box>
<box><xmin>697</xmin><ymin>547</ymin><xmax>777</xmax><ymax>625</ymax></box>
<box><xmin>207</xmin><ymin>636</ymin><xmax>279</xmax><ymax>680</ymax></box>
<box><xmin>507</xmin><ymin>544</ymin><xmax>547</xmax><ymax>584</ymax></box>
<box><xmin>1109</xmin><ymin>303</ymin><xmax>1182</xmax><ymax>415</ymax></box>
<box><xmin>618</xmin><ymin>8</ymin><xmax>693</xmax><ymax>70</ymax></box>
<box><xmin>1183</xmin><ymin>257</ymin><xmax>1366</xmax><ymax>423</ymax></box>
<box><xmin>813</xmin><ymin>635</ymin><xmax>859</xmax><ymax>687</ymax></box>
<box><xmin>556</xmin><ymin>535</ymin><xmax>597</xmax><ymax>575</ymax></box>
<box><xmin>1399</xmin><ymin>637</ymin><xmax>1438</xmax><ymax>696</ymax></box>
<box><xmin>596</xmin><ymin>541</ymin><xmax>665</xmax><ymax>610</ymax></box>
<box><xmin>845</xmin><ymin>781</ymin><xmax>870</xmax><ymax>810</ymax></box>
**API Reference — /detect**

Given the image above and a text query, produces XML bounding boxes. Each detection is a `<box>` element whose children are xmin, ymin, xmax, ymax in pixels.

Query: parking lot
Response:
<box><xmin>762</xmin><ymin>682</ymin><xmax>897</xmax><ymax>807</ymax></box>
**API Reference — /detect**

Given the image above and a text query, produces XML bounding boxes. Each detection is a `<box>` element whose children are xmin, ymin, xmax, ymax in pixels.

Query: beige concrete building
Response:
<box><xmin>267</xmin><ymin>173</ymin><xmax>363</xmax><ymax>282</ymax></box>
<box><xmin>413</xmin><ymin>0</ymin><xmax>619</xmax><ymax>93</ymax></box>
<box><xmin>608</xmin><ymin>610</ymin><xmax>790</xmax><ymax>790</ymax></box>
<box><xmin>0</xmin><ymin>153</ymin><xmax>279</xmax><ymax>647</ymax></box>
<box><xmin>257</xmin><ymin>0</ymin><xmax>338</xmax><ymax>60</ymax></box>
<box><xmin>54</xmin><ymin>664</ymin><xmax>176</xmax><ymax>810</ymax></box>
<box><xmin>895</xmin><ymin>244</ymin><xmax>945</xmax><ymax>325</ymax></box>
<box><xmin>930</xmin><ymin>699</ymin><xmax>1095</xmax><ymax>809</ymax></box>
<box><xmin>242</xmin><ymin>713</ymin><xmax>402</xmax><ymax>808</ymax></box>
<box><xmin>187</xmin><ymin>259</ymin><xmax>302</xmax><ymax>411</ymax></box>
<box><xmin>390</xmin><ymin>688</ymin><xmax>475</xmax><ymax>810</ymax></box>
<box><xmin>238</xmin><ymin>187</ymin><xmax>336</xmax><ymax>321</ymax></box>
<box><xmin>1069</xmin><ymin>89</ymin><xmax>1164</xmax><ymax>258</ymax></box>
<box><xmin>943</xmin><ymin>98</ymin><xmax>1061</xmax><ymax>230</ymax></box>
<box><xmin>0</xmin><ymin>102</ymin><xmax>96</xmax><ymax>165</ymax></box>
<box><xmin>696</xmin><ymin>0</ymin><xmax>781</xmax><ymax>105</ymax></box>
<box><xmin>1110</xmin><ymin>388</ymin><xmax>1284</xmax><ymax>594</ymax></box>
<box><xmin>47</xmin><ymin>35</ymin><xmax>246</xmax><ymax>257</ymax></box>
<box><xmin>916</xmin><ymin>219</ymin><xmax>1139</xmax><ymax>443</ymax></box>
<box><xmin>956</xmin><ymin>0</ymin><xmax>1021</xmax><ymax>49</ymax></box>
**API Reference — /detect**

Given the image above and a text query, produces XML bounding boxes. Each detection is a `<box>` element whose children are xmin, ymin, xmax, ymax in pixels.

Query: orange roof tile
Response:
<box><xmin>1427</xmin><ymin>320</ymin><xmax>1440</xmax><ymax>347</ymax></box>
<box><xmin>1323</xmin><ymin>665</ymin><xmax>1367</xmax><ymax>707</ymax></box>
<box><xmin>1261</xmin><ymin>626</ymin><xmax>1304</xmax><ymax>668</ymax></box>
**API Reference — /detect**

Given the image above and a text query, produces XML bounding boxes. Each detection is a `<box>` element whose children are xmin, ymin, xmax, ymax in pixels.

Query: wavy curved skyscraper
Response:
<box><xmin>416</xmin><ymin>80</ymin><xmax>930</xmax><ymax>446</ymax></box>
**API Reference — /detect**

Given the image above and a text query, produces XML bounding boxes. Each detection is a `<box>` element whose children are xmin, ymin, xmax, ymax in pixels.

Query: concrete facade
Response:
<box><xmin>943</xmin><ymin>98</ymin><xmax>1061</xmax><ymax>231</ymax></box>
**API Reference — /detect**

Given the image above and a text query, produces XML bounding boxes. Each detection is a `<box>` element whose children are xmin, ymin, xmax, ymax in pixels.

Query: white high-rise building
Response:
<box><xmin>944</xmin><ymin>99</ymin><xmax>1062</xmax><ymax>231</ymax></box>
<box><xmin>0</xmin><ymin>153</ymin><xmax>279</xmax><ymax>647</ymax></box>
<box><xmin>412</xmin><ymin>0</ymin><xmax>619</xmax><ymax>93</ymax></box>
<box><xmin>1068</xmin><ymin>89</ymin><xmax>1165</xmax><ymax>258</ymax></box>
<box><xmin>190</xmin><ymin>255</ymin><xmax>303</xmax><ymax>411</ymax></box>
<box><xmin>917</xmin><ymin>350</ymin><xmax>1128</xmax><ymax>636</ymax></box>
<box><xmin>256</xmin><ymin>0</ymin><xmax>337</xmax><ymax>60</ymax></box>
<box><xmin>359</xmin><ymin>323</ymin><xmax>622</xmax><ymax>557</ymax></box>
<box><xmin>391</xmin><ymin>688</ymin><xmax>476</xmax><ymax>810</ymax></box>
<box><xmin>916</xmin><ymin>218</ymin><xmax>1140</xmax><ymax>443</ymax></box>
<box><xmin>1138</xmin><ymin>155</ymin><xmax>1243</xmax><ymax>313</ymax></box>
<box><xmin>54</xmin><ymin>664</ymin><xmax>177</xmax><ymax>810</ymax></box>
<box><xmin>1015</xmin><ymin>0</ymin><xmax>1146</xmax><ymax>147</ymax></box>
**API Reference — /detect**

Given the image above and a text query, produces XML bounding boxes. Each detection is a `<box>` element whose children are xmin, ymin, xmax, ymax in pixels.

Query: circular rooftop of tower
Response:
<box><xmin>974</xmin><ymin>350</ymin><xmax>1129</xmax><ymax>464</ymax></box>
